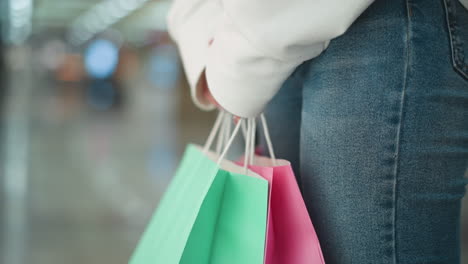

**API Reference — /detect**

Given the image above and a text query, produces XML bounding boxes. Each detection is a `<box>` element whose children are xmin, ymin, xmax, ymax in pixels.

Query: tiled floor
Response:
<box><xmin>1</xmin><ymin>56</ymin><xmax>467</xmax><ymax>264</ymax></box>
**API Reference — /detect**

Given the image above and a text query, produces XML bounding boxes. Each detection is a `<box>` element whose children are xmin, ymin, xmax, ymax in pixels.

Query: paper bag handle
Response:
<box><xmin>203</xmin><ymin>111</ymin><xmax>277</xmax><ymax>170</ymax></box>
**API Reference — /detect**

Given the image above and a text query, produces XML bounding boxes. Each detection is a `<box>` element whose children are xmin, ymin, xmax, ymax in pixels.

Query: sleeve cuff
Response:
<box><xmin>167</xmin><ymin>0</ymin><xmax>220</xmax><ymax>111</ymax></box>
<box><xmin>205</xmin><ymin>15</ymin><xmax>305</xmax><ymax>118</ymax></box>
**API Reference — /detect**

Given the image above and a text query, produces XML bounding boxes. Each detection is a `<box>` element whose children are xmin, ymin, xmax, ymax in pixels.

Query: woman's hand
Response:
<box><xmin>200</xmin><ymin>73</ymin><xmax>241</xmax><ymax>123</ymax></box>
<box><xmin>200</xmin><ymin>71</ymin><xmax>219</xmax><ymax>107</ymax></box>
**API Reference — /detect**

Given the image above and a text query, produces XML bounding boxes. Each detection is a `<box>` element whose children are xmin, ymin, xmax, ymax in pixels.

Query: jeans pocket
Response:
<box><xmin>443</xmin><ymin>0</ymin><xmax>468</xmax><ymax>80</ymax></box>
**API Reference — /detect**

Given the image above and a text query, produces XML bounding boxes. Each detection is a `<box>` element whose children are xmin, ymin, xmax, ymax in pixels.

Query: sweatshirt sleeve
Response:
<box><xmin>168</xmin><ymin>0</ymin><xmax>374</xmax><ymax>117</ymax></box>
<box><xmin>166</xmin><ymin>0</ymin><xmax>222</xmax><ymax>111</ymax></box>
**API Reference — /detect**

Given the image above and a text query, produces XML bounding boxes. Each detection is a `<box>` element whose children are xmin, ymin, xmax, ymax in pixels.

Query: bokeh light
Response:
<box><xmin>84</xmin><ymin>39</ymin><xmax>119</xmax><ymax>79</ymax></box>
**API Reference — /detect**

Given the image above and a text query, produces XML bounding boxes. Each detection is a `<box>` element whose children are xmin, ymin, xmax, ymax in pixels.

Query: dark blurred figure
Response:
<box><xmin>0</xmin><ymin>15</ymin><xmax>5</xmax><ymax>113</ymax></box>
<box><xmin>0</xmin><ymin>11</ymin><xmax>5</xmax><ymax>164</ymax></box>
<box><xmin>86</xmin><ymin>79</ymin><xmax>124</xmax><ymax>112</ymax></box>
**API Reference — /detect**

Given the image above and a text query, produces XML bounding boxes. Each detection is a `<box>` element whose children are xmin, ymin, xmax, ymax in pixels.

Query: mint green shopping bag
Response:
<box><xmin>130</xmin><ymin>115</ymin><xmax>269</xmax><ymax>264</ymax></box>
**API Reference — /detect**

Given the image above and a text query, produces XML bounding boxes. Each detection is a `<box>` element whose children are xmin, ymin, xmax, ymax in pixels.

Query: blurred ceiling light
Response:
<box><xmin>152</xmin><ymin>1</ymin><xmax>171</xmax><ymax>31</ymax></box>
<box><xmin>117</xmin><ymin>0</ymin><xmax>138</xmax><ymax>11</ymax></box>
<box><xmin>84</xmin><ymin>39</ymin><xmax>119</xmax><ymax>79</ymax></box>
<box><xmin>10</xmin><ymin>0</ymin><xmax>30</xmax><ymax>11</ymax></box>
<box><xmin>68</xmin><ymin>0</ymin><xmax>155</xmax><ymax>46</ymax></box>
<box><xmin>112</xmin><ymin>1</ymin><xmax>171</xmax><ymax>46</ymax></box>
<box><xmin>109</xmin><ymin>4</ymin><xmax>127</xmax><ymax>20</ymax></box>
<box><xmin>6</xmin><ymin>0</ymin><xmax>33</xmax><ymax>44</ymax></box>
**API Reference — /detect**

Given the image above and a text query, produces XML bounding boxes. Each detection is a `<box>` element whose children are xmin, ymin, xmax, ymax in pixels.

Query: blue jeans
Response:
<box><xmin>264</xmin><ymin>0</ymin><xmax>468</xmax><ymax>263</ymax></box>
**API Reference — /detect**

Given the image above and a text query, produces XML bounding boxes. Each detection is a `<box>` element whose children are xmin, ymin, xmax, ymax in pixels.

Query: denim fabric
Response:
<box><xmin>264</xmin><ymin>0</ymin><xmax>468</xmax><ymax>263</ymax></box>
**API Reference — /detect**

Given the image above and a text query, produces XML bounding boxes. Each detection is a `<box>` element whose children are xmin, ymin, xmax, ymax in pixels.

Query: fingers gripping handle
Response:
<box><xmin>203</xmin><ymin>111</ymin><xmax>277</xmax><ymax>169</ymax></box>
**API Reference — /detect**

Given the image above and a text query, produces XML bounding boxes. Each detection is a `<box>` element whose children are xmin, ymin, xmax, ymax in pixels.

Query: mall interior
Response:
<box><xmin>0</xmin><ymin>0</ymin><xmax>467</xmax><ymax>263</ymax></box>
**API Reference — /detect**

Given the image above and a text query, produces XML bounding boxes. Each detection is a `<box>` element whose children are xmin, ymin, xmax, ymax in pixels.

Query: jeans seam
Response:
<box><xmin>297</xmin><ymin>62</ymin><xmax>307</xmax><ymax>193</ymax></box>
<box><xmin>392</xmin><ymin>1</ymin><xmax>412</xmax><ymax>264</ymax></box>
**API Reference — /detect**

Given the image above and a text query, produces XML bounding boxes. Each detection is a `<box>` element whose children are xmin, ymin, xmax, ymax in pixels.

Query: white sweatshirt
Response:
<box><xmin>167</xmin><ymin>0</ymin><xmax>467</xmax><ymax>118</ymax></box>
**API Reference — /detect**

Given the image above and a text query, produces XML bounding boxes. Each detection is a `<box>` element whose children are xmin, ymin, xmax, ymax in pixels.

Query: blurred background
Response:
<box><xmin>0</xmin><ymin>0</ymin><xmax>466</xmax><ymax>263</ymax></box>
<box><xmin>0</xmin><ymin>0</ymin><xmax>217</xmax><ymax>263</ymax></box>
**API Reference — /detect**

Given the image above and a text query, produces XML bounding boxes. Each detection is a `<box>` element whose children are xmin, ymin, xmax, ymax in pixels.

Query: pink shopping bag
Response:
<box><xmin>240</xmin><ymin>156</ymin><xmax>325</xmax><ymax>264</ymax></box>
<box><xmin>229</xmin><ymin>115</ymin><xmax>325</xmax><ymax>264</ymax></box>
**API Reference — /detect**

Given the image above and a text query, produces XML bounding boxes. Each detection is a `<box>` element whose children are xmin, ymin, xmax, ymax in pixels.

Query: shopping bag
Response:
<box><xmin>239</xmin><ymin>116</ymin><xmax>325</xmax><ymax>264</ymax></box>
<box><xmin>129</xmin><ymin>115</ymin><xmax>269</xmax><ymax>264</ymax></box>
<box><xmin>247</xmin><ymin>157</ymin><xmax>325</xmax><ymax>264</ymax></box>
